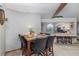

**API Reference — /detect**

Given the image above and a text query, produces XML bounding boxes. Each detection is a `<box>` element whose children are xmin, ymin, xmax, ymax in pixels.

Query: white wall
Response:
<box><xmin>6</xmin><ymin>10</ymin><xmax>41</xmax><ymax>51</ymax></box>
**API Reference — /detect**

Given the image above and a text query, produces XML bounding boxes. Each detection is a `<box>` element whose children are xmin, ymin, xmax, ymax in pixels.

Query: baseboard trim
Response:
<box><xmin>5</xmin><ymin>48</ymin><xmax>21</xmax><ymax>55</ymax></box>
<box><xmin>0</xmin><ymin>51</ymin><xmax>5</xmax><ymax>56</ymax></box>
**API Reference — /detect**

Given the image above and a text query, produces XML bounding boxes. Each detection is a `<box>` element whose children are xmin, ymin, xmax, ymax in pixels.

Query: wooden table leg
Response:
<box><xmin>26</xmin><ymin>41</ymin><xmax>32</xmax><ymax>56</ymax></box>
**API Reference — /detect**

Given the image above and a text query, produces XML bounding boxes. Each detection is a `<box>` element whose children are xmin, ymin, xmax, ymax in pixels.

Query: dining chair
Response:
<box><xmin>31</xmin><ymin>37</ymin><xmax>47</xmax><ymax>56</ymax></box>
<box><xmin>45</xmin><ymin>36</ymin><xmax>55</xmax><ymax>56</ymax></box>
<box><xmin>18</xmin><ymin>34</ymin><xmax>23</xmax><ymax>49</ymax></box>
<box><xmin>66</xmin><ymin>37</ymin><xmax>72</xmax><ymax>44</ymax></box>
<box><xmin>45</xmin><ymin>33</ymin><xmax>50</xmax><ymax>35</ymax></box>
<box><xmin>56</xmin><ymin>36</ymin><xmax>64</xmax><ymax>44</ymax></box>
<box><xmin>18</xmin><ymin>34</ymin><xmax>27</xmax><ymax>55</ymax></box>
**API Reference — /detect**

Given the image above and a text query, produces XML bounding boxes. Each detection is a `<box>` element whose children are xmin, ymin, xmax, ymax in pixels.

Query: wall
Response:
<box><xmin>6</xmin><ymin>10</ymin><xmax>41</xmax><ymax>51</ymax></box>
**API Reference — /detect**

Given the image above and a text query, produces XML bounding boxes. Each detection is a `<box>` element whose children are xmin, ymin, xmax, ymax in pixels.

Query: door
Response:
<box><xmin>0</xmin><ymin>8</ymin><xmax>6</xmax><ymax>56</ymax></box>
<box><xmin>0</xmin><ymin>24</ymin><xmax>6</xmax><ymax>56</ymax></box>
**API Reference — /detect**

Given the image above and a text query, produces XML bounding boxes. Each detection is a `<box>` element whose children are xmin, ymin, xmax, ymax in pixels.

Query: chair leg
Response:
<box><xmin>51</xmin><ymin>47</ymin><xmax>54</xmax><ymax>56</ymax></box>
<box><xmin>35</xmin><ymin>52</ymin><xmax>44</xmax><ymax>56</ymax></box>
<box><xmin>22</xmin><ymin>48</ymin><xmax>26</xmax><ymax>56</ymax></box>
<box><xmin>57</xmin><ymin>38</ymin><xmax>59</xmax><ymax>43</ymax></box>
<box><xmin>45</xmin><ymin>49</ymin><xmax>48</xmax><ymax>56</ymax></box>
<box><xmin>40</xmin><ymin>52</ymin><xmax>45</xmax><ymax>56</ymax></box>
<box><xmin>64</xmin><ymin>38</ymin><xmax>67</xmax><ymax>44</ymax></box>
<box><xmin>22</xmin><ymin>49</ymin><xmax>24</xmax><ymax>55</ymax></box>
<box><xmin>49</xmin><ymin>47</ymin><xmax>51</xmax><ymax>52</ymax></box>
<box><xmin>48</xmin><ymin>47</ymin><xmax>54</xmax><ymax>56</ymax></box>
<box><xmin>70</xmin><ymin>38</ymin><xmax>72</xmax><ymax>44</ymax></box>
<box><xmin>68</xmin><ymin>37</ymin><xmax>72</xmax><ymax>44</ymax></box>
<box><xmin>45</xmin><ymin>47</ymin><xmax>54</xmax><ymax>56</ymax></box>
<box><xmin>21</xmin><ymin>43</ymin><xmax>23</xmax><ymax>50</ymax></box>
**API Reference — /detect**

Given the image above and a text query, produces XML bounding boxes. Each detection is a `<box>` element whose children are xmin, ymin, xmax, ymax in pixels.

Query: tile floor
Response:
<box><xmin>6</xmin><ymin>42</ymin><xmax>79</xmax><ymax>56</ymax></box>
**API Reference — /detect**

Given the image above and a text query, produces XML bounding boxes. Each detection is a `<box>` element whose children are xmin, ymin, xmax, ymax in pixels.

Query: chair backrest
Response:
<box><xmin>18</xmin><ymin>34</ymin><xmax>27</xmax><ymax>47</ymax></box>
<box><xmin>32</xmin><ymin>37</ymin><xmax>47</xmax><ymax>53</ymax></box>
<box><xmin>46</xmin><ymin>36</ymin><xmax>55</xmax><ymax>48</ymax></box>
<box><xmin>40</xmin><ymin>32</ymin><xmax>50</xmax><ymax>35</ymax></box>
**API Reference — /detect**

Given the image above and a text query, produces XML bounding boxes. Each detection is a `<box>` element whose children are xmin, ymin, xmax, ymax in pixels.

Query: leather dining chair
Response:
<box><xmin>45</xmin><ymin>36</ymin><xmax>55</xmax><ymax>56</ymax></box>
<box><xmin>18</xmin><ymin>34</ymin><xmax>27</xmax><ymax>55</ymax></box>
<box><xmin>31</xmin><ymin>37</ymin><xmax>47</xmax><ymax>56</ymax></box>
<box><xmin>18</xmin><ymin>34</ymin><xmax>23</xmax><ymax>49</ymax></box>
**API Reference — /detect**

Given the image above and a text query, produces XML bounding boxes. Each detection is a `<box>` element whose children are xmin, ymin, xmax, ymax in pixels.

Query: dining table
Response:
<box><xmin>24</xmin><ymin>33</ymin><xmax>77</xmax><ymax>55</ymax></box>
<box><xmin>24</xmin><ymin>34</ymin><xmax>48</xmax><ymax>56</ymax></box>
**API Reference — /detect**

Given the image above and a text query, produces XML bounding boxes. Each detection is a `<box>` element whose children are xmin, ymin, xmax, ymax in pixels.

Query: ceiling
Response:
<box><xmin>58</xmin><ymin>3</ymin><xmax>79</xmax><ymax>18</ymax></box>
<box><xmin>3</xmin><ymin>3</ymin><xmax>79</xmax><ymax>19</ymax></box>
<box><xmin>4</xmin><ymin>3</ymin><xmax>60</xmax><ymax>14</ymax></box>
